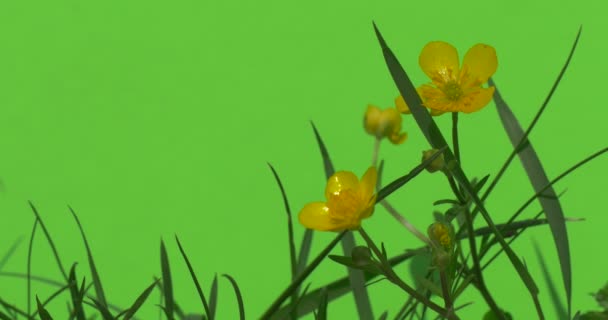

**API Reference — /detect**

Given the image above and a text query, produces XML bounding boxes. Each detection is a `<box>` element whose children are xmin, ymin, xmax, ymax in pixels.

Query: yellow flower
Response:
<box><xmin>364</xmin><ymin>105</ymin><xmax>408</xmax><ymax>144</ymax></box>
<box><xmin>427</xmin><ymin>221</ymin><xmax>454</xmax><ymax>251</ymax></box>
<box><xmin>418</xmin><ymin>41</ymin><xmax>497</xmax><ymax>113</ymax></box>
<box><xmin>299</xmin><ymin>167</ymin><xmax>377</xmax><ymax>231</ymax></box>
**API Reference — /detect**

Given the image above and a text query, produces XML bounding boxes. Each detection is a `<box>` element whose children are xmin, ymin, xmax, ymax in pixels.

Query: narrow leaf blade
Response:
<box><xmin>124</xmin><ymin>280</ymin><xmax>159</xmax><ymax>320</ymax></box>
<box><xmin>222</xmin><ymin>274</ymin><xmax>245</xmax><ymax>320</ymax></box>
<box><xmin>160</xmin><ymin>239</ymin><xmax>175</xmax><ymax>320</ymax></box>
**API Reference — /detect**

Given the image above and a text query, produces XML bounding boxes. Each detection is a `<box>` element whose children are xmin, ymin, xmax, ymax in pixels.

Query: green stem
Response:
<box><xmin>452</xmin><ymin>112</ymin><xmax>460</xmax><ymax>164</ymax></box>
<box><xmin>371</xmin><ymin>137</ymin><xmax>381</xmax><ymax>167</ymax></box>
<box><xmin>439</xmin><ymin>269</ymin><xmax>453</xmax><ymax>313</ymax></box>
<box><xmin>358</xmin><ymin>228</ymin><xmax>457</xmax><ymax>320</ymax></box>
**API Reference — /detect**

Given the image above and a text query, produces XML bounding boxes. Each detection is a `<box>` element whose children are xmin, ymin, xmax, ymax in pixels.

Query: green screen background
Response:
<box><xmin>0</xmin><ymin>0</ymin><xmax>606</xmax><ymax>318</ymax></box>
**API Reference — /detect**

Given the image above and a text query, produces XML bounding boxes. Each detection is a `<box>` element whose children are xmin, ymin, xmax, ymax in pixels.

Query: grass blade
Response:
<box><xmin>0</xmin><ymin>311</ymin><xmax>9</xmax><ymax>320</ymax></box>
<box><xmin>316</xmin><ymin>288</ymin><xmax>329</xmax><ymax>320</ymax></box>
<box><xmin>222</xmin><ymin>274</ymin><xmax>245</xmax><ymax>320</ymax></box>
<box><xmin>68</xmin><ymin>264</ymin><xmax>86</xmax><ymax>320</ymax></box>
<box><xmin>533</xmin><ymin>240</ymin><xmax>567</xmax><ymax>320</ymax></box>
<box><xmin>160</xmin><ymin>239</ymin><xmax>175</xmax><ymax>320</ymax></box>
<box><xmin>267</xmin><ymin>163</ymin><xmax>297</xmax><ymax>281</ymax></box>
<box><xmin>123</xmin><ymin>280</ymin><xmax>159</xmax><ymax>320</ymax></box>
<box><xmin>0</xmin><ymin>236</ymin><xmax>23</xmax><ymax>272</ymax></box>
<box><xmin>208</xmin><ymin>274</ymin><xmax>218</xmax><ymax>320</ymax></box>
<box><xmin>376</xmin><ymin>146</ymin><xmax>447</xmax><ymax>202</ymax></box>
<box><xmin>36</xmin><ymin>295</ymin><xmax>54</xmax><ymax>320</ymax></box>
<box><xmin>69</xmin><ymin>206</ymin><xmax>108</xmax><ymax>308</ymax></box>
<box><xmin>372</xmin><ymin>22</ymin><xmax>539</xmax><ymax>309</ymax></box>
<box><xmin>0</xmin><ymin>298</ymin><xmax>28</xmax><ymax>318</ymax></box>
<box><xmin>491</xmin><ymin>75</ymin><xmax>579</xmax><ymax>318</ymax></box>
<box><xmin>296</xmin><ymin>230</ymin><xmax>313</xmax><ymax>274</ymax></box>
<box><xmin>31</xmin><ymin>282</ymin><xmax>71</xmax><ymax>318</ymax></box>
<box><xmin>175</xmin><ymin>235</ymin><xmax>211</xmax><ymax>318</ymax></box>
<box><xmin>29</xmin><ymin>201</ymin><xmax>68</xmax><ymax>281</ymax></box>
<box><xmin>310</xmin><ymin>121</ymin><xmax>374</xmax><ymax>318</ymax></box>
<box><xmin>260</xmin><ymin>231</ymin><xmax>346</xmax><ymax>319</ymax></box>
<box><xmin>27</xmin><ymin>218</ymin><xmax>39</xmax><ymax>316</ymax></box>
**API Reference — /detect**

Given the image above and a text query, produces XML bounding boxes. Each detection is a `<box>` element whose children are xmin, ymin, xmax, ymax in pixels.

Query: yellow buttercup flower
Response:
<box><xmin>364</xmin><ymin>105</ymin><xmax>408</xmax><ymax>144</ymax></box>
<box><xmin>418</xmin><ymin>41</ymin><xmax>497</xmax><ymax>113</ymax></box>
<box><xmin>299</xmin><ymin>167</ymin><xmax>377</xmax><ymax>231</ymax></box>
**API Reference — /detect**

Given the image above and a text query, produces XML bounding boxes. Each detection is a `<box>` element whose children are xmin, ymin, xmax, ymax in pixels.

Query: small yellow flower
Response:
<box><xmin>364</xmin><ymin>105</ymin><xmax>408</xmax><ymax>144</ymax></box>
<box><xmin>427</xmin><ymin>221</ymin><xmax>454</xmax><ymax>251</ymax></box>
<box><xmin>299</xmin><ymin>167</ymin><xmax>377</xmax><ymax>231</ymax></box>
<box><xmin>418</xmin><ymin>41</ymin><xmax>497</xmax><ymax>113</ymax></box>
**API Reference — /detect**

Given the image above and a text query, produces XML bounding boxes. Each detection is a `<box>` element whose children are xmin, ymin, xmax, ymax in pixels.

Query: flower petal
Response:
<box><xmin>298</xmin><ymin>202</ymin><xmax>339</xmax><ymax>231</ymax></box>
<box><xmin>461</xmin><ymin>44</ymin><xmax>497</xmax><ymax>87</ymax></box>
<box><xmin>358</xmin><ymin>166</ymin><xmax>377</xmax><ymax>203</ymax></box>
<box><xmin>419</xmin><ymin>84</ymin><xmax>458</xmax><ymax>112</ymax></box>
<box><xmin>389</xmin><ymin>132</ymin><xmax>408</xmax><ymax>145</ymax></box>
<box><xmin>459</xmin><ymin>86</ymin><xmax>495</xmax><ymax>113</ymax></box>
<box><xmin>395</xmin><ymin>95</ymin><xmax>411</xmax><ymax>114</ymax></box>
<box><xmin>325</xmin><ymin>171</ymin><xmax>359</xmax><ymax>199</ymax></box>
<box><xmin>419</xmin><ymin>41</ymin><xmax>460</xmax><ymax>84</ymax></box>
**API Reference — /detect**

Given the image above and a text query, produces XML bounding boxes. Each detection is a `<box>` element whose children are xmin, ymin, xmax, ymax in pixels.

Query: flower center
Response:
<box><xmin>442</xmin><ymin>81</ymin><xmax>463</xmax><ymax>101</ymax></box>
<box><xmin>327</xmin><ymin>189</ymin><xmax>361</xmax><ymax>225</ymax></box>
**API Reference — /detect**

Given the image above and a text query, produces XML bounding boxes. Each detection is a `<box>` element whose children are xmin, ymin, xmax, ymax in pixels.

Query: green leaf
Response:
<box><xmin>372</xmin><ymin>21</ymin><xmax>539</xmax><ymax>303</ymax></box>
<box><xmin>123</xmin><ymin>280</ymin><xmax>159</xmax><ymax>320</ymax></box>
<box><xmin>483</xmin><ymin>309</ymin><xmax>513</xmax><ymax>320</ymax></box>
<box><xmin>378</xmin><ymin>311</ymin><xmax>388</xmax><ymax>320</ymax></box>
<box><xmin>222</xmin><ymin>274</ymin><xmax>245</xmax><ymax>320</ymax></box>
<box><xmin>267</xmin><ymin>163</ymin><xmax>297</xmax><ymax>282</ymax></box>
<box><xmin>487</xmin><ymin>26</ymin><xmax>582</xmax><ymax>317</ymax></box>
<box><xmin>69</xmin><ymin>206</ymin><xmax>108</xmax><ymax>309</ymax></box>
<box><xmin>68</xmin><ymin>264</ymin><xmax>86</xmax><ymax>320</ymax></box>
<box><xmin>0</xmin><ymin>236</ymin><xmax>23</xmax><ymax>272</ymax></box>
<box><xmin>533</xmin><ymin>240</ymin><xmax>567</xmax><ymax>320</ymax></box>
<box><xmin>310</xmin><ymin>121</ymin><xmax>374</xmax><ymax>319</ymax></box>
<box><xmin>208</xmin><ymin>274</ymin><xmax>218</xmax><ymax>320</ymax></box>
<box><xmin>27</xmin><ymin>218</ymin><xmax>39</xmax><ymax>316</ymax></box>
<box><xmin>28</xmin><ymin>201</ymin><xmax>68</xmax><ymax>281</ymax></box>
<box><xmin>36</xmin><ymin>296</ymin><xmax>54</xmax><ymax>320</ymax></box>
<box><xmin>328</xmin><ymin>254</ymin><xmax>383</xmax><ymax>275</ymax></box>
<box><xmin>160</xmin><ymin>239</ymin><xmax>175</xmax><ymax>320</ymax></box>
<box><xmin>175</xmin><ymin>235</ymin><xmax>211</xmax><ymax>318</ymax></box>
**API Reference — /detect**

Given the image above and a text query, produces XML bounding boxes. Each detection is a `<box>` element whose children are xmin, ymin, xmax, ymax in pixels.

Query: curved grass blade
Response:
<box><xmin>372</xmin><ymin>22</ymin><xmax>539</xmax><ymax>311</ymax></box>
<box><xmin>260</xmin><ymin>231</ymin><xmax>346</xmax><ymax>319</ymax></box>
<box><xmin>123</xmin><ymin>280</ymin><xmax>159</xmax><ymax>320</ymax></box>
<box><xmin>29</xmin><ymin>201</ymin><xmax>68</xmax><ymax>281</ymax></box>
<box><xmin>533</xmin><ymin>240</ymin><xmax>567</xmax><ymax>320</ymax></box>
<box><xmin>27</xmin><ymin>218</ymin><xmax>39</xmax><ymax>316</ymax></box>
<box><xmin>31</xmin><ymin>282</ymin><xmax>71</xmax><ymax>318</ymax></box>
<box><xmin>310</xmin><ymin>121</ymin><xmax>374</xmax><ymax>319</ymax></box>
<box><xmin>222</xmin><ymin>274</ymin><xmax>245</xmax><ymax>320</ymax></box>
<box><xmin>490</xmin><ymin>76</ymin><xmax>579</xmax><ymax>318</ymax></box>
<box><xmin>175</xmin><ymin>235</ymin><xmax>211</xmax><ymax>318</ymax></box>
<box><xmin>267</xmin><ymin>163</ymin><xmax>297</xmax><ymax>281</ymax></box>
<box><xmin>208</xmin><ymin>274</ymin><xmax>218</xmax><ymax>320</ymax></box>
<box><xmin>36</xmin><ymin>295</ymin><xmax>54</xmax><ymax>320</ymax></box>
<box><xmin>68</xmin><ymin>264</ymin><xmax>86</xmax><ymax>320</ymax></box>
<box><xmin>160</xmin><ymin>239</ymin><xmax>175</xmax><ymax>320</ymax></box>
<box><xmin>69</xmin><ymin>206</ymin><xmax>108</xmax><ymax>309</ymax></box>
<box><xmin>376</xmin><ymin>146</ymin><xmax>447</xmax><ymax>202</ymax></box>
<box><xmin>0</xmin><ymin>236</ymin><xmax>23</xmax><ymax>271</ymax></box>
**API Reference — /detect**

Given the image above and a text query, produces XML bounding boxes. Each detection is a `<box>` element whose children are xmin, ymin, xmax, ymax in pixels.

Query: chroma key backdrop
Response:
<box><xmin>0</xmin><ymin>0</ymin><xmax>606</xmax><ymax>319</ymax></box>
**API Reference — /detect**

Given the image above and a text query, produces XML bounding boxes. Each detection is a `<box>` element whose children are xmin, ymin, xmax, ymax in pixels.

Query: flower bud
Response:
<box><xmin>364</xmin><ymin>105</ymin><xmax>408</xmax><ymax>145</ymax></box>
<box><xmin>421</xmin><ymin>149</ymin><xmax>446</xmax><ymax>173</ymax></box>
